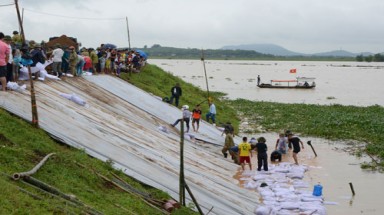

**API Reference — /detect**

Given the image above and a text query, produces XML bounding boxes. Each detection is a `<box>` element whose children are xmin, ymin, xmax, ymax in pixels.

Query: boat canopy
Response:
<box><xmin>271</xmin><ymin>80</ymin><xmax>297</xmax><ymax>82</ymax></box>
<box><xmin>297</xmin><ymin>77</ymin><xmax>316</xmax><ymax>82</ymax></box>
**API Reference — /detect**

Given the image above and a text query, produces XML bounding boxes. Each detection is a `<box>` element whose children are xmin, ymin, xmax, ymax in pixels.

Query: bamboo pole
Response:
<box><xmin>22</xmin><ymin>176</ymin><xmax>103</xmax><ymax>215</ymax></box>
<box><xmin>13</xmin><ymin>153</ymin><xmax>55</xmax><ymax>180</ymax></box>
<box><xmin>126</xmin><ymin>16</ymin><xmax>131</xmax><ymax>51</ymax></box>
<box><xmin>184</xmin><ymin>180</ymin><xmax>203</xmax><ymax>215</ymax></box>
<box><xmin>179</xmin><ymin>118</ymin><xmax>185</xmax><ymax>205</ymax></box>
<box><xmin>201</xmin><ymin>49</ymin><xmax>210</xmax><ymax>102</ymax></box>
<box><xmin>14</xmin><ymin>0</ymin><xmax>39</xmax><ymax>127</ymax></box>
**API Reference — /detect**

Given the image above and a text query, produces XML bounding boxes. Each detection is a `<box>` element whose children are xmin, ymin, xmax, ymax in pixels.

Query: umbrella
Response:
<box><xmin>136</xmin><ymin>50</ymin><xmax>148</xmax><ymax>60</ymax></box>
<box><xmin>103</xmin><ymin>43</ymin><xmax>117</xmax><ymax>49</ymax></box>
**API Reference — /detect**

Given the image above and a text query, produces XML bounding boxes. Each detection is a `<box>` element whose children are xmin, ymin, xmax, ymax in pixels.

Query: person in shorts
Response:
<box><xmin>288</xmin><ymin>133</ymin><xmax>304</xmax><ymax>165</ymax></box>
<box><xmin>238</xmin><ymin>137</ymin><xmax>252</xmax><ymax>170</ymax></box>
<box><xmin>191</xmin><ymin>104</ymin><xmax>202</xmax><ymax>132</ymax></box>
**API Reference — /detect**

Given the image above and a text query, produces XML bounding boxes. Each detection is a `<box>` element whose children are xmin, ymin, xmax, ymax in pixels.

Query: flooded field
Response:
<box><xmin>150</xmin><ymin>59</ymin><xmax>384</xmax><ymax>107</ymax></box>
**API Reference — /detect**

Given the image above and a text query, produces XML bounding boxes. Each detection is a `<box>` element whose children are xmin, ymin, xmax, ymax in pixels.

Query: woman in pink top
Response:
<box><xmin>0</xmin><ymin>32</ymin><xmax>10</xmax><ymax>91</ymax></box>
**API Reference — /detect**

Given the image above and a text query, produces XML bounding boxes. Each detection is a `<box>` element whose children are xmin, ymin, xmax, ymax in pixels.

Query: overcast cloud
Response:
<box><xmin>1</xmin><ymin>0</ymin><xmax>383</xmax><ymax>53</ymax></box>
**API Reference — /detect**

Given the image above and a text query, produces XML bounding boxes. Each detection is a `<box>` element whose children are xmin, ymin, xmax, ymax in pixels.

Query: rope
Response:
<box><xmin>0</xmin><ymin>3</ymin><xmax>14</xmax><ymax>7</ymax></box>
<box><xmin>23</xmin><ymin>8</ymin><xmax>125</xmax><ymax>21</ymax></box>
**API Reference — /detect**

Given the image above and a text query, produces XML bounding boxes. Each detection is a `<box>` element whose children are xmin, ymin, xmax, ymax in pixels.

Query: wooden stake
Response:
<box><xmin>179</xmin><ymin>117</ymin><xmax>185</xmax><ymax>205</ymax></box>
<box><xmin>307</xmin><ymin>141</ymin><xmax>317</xmax><ymax>157</ymax></box>
<box><xmin>349</xmin><ymin>182</ymin><xmax>356</xmax><ymax>196</ymax></box>
<box><xmin>14</xmin><ymin>0</ymin><xmax>39</xmax><ymax>128</ymax></box>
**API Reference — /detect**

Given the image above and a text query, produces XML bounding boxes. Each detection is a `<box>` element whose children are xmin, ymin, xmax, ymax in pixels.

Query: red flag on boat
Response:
<box><xmin>290</xmin><ymin>68</ymin><xmax>297</xmax><ymax>73</ymax></box>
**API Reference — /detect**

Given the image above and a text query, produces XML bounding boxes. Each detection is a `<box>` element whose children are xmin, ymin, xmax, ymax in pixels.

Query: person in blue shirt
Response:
<box><xmin>205</xmin><ymin>101</ymin><xmax>216</xmax><ymax>125</ymax></box>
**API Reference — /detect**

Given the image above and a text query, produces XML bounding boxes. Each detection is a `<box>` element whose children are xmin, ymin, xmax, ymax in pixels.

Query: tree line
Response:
<box><xmin>356</xmin><ymin>53</ymin><xmax>384</xmax><ymax>62</ymax></box>
<box><xmin>139</xmin><ymin>44</ymin><xmax>384</xmax><ymax>62</ymax></box>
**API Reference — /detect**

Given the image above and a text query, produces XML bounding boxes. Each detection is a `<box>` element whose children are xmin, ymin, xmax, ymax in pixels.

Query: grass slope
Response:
<box><xmin>120</xmin><ymin>64</ymin><xmax>240</xmax><ymax>132</ymax></box>
<box><xmin>0</xmin><ymin>109</ymin><xmax>196</xmax><ymax>214</ymax></box>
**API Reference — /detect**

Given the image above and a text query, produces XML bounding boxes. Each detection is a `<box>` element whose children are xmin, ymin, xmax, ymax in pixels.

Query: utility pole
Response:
<box><xmin>126</xmin><ymin>16</ymin><xmax>131</xmax><ymax>51</ymax></box>
<box><xmin>14</xmin><ymin>0</ymin><xmax>39</xmax><ymax>128</ymax></box>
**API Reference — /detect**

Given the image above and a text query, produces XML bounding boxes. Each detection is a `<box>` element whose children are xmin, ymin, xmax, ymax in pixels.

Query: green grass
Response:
<box><xmin>120</xmin><ymin>64</ymin><xmax>240</xmax><ymax>133</ymax></box>
<box><xmin>0</xmin><ymin>109</ymin><xmax>197</xmax><ymax>214</ymax></box>
<box><xmin>225</xmin><ymin>99</ymin><xmax>384</xmax><ymax>170</ymax></box>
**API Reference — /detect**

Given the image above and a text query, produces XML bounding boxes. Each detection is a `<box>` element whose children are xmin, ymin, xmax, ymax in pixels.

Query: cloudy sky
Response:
<box><xmin>1</xmin><ymin>0</ymin><xmax>383</xmax><ymax>54</ymax></box>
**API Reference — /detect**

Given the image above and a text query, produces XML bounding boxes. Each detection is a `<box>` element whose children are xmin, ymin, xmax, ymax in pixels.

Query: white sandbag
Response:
<box><xmin>18</xmin><ymin>66</ymin><xmax>30</xmax><ymax>80</ymax></box>
<box><xmin>253</xmin><ymin>174</ymin><xmax>270</xmax><ymax>181</ymax></box>
<box><xmin>293</xmin><ymin>180</ymin><xmax>309</xmax><ymax>189</ymax></box>
<box><xmin>6</xmin><ymin>82</ymin><xmax>26</xmax><ymax>92</ymax></box>
<box><xmin>59</xmin><ymin>93</ymin><xmax>86</xmax><ymax>106</ymax></box>
<box><xmin>45</xmin><ymin>73</ymin><xmax>61</xmax><ymax>80</ymax></box>
<box><xmin>301</xmin><ymin>196</ymin><xmax>323</xmax><ymax>202</ymax></box>
<box><xmin>279</xmin><ymin>202</ymin><xmax>300</xmax><ymax>210</ymax></box>
<box><xmin>158</xmin><ymin>125</ymin><xmax>169</xmax><ymax>133</ymax></box>
<box><xmin>71</xmin><ymin>94</ymin><xmax>86</xmax><ymax>106</ymax></box>
<box><xmin>286</xmin><ymin>172</ymin><xmax>304</xmax><ymax>179</ymax></box>
<box><xmin>254</xmin><ymin>206</ymin><xmax>271</xmax><ymax>215</ymax></box>
<box><xmin>184</xmin><ymin>133</ymin><xmax>195</xmax><ymax>141</ymax></box>
<box><xmin>323</xmin><ymin>201</ymin><xmax>338</xmax><ymax>205</ymax></box>
<box><xmin>244</xmin><ymin>181</ymin><xmax>258</xmax><ymax>189</ymax></box>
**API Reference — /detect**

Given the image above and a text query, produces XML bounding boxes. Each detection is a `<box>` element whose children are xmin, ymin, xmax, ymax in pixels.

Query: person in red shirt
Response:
<box><xmin>191</xmin><ymin>104</ymin><xmax>202</xmax><ymax>132</ymax></box>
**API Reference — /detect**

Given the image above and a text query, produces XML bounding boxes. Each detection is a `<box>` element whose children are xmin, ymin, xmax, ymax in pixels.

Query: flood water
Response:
<box><xmin>150</xmin><ymin>59</ymin><xmax>384</xmax><ymax>107</ymax></box>
<box><xmin>234</xmin><ymin>133</ymin><xmax>384</xmax><ymax>215</ymax></box>
<box><xmin>151</xmin><ymin>59</ymin><xmax>384</xmax><ymax>214</ymax></box>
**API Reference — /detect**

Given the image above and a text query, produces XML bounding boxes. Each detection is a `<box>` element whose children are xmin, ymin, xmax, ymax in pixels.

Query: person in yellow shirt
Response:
<box><xmin>238</xmin><ymin>137</ymin><xmax>252</xmax><ymax>170</ymax></box>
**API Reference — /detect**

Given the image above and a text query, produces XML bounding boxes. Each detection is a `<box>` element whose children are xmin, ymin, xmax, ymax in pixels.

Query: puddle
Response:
<box><xmin>233</xmin><ymin>133</ymin><xmax>384</xmax><ymax>215</ymax></box>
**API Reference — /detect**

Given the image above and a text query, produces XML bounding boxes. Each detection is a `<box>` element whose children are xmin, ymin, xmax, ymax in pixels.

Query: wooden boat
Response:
<box><xmin>258</xmin><ymin>77</ymin><xmax>316</xmax><ymax>89</ymax></box>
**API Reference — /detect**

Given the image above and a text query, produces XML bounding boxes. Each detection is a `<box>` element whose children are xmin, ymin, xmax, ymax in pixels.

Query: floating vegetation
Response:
<box><xmin>225</xmin><ymin>99</ymin><xmax>384</xmax><ymax>170</ymax></box>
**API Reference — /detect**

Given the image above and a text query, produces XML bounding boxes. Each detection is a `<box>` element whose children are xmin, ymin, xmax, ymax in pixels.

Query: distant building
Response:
<box><xmin>45</xmin><ymin>35</ymin><xmax>79</xmax><ymax>50</ymax></box>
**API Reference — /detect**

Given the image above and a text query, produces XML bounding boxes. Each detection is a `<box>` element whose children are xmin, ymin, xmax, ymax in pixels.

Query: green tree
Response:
<box><xmin>365</xmin><ymin>55</ymin><xmax>373</xmax><ymax>62</ymax></box>
<box><xmin>356</xmin><ymin>54</ymin><xmax>364</xmax><ymax>62</ymax></box>
<box><xmin>373</xmin><ymin>53</ymin><xmax>384</xmax><ymax>62</ymax></box>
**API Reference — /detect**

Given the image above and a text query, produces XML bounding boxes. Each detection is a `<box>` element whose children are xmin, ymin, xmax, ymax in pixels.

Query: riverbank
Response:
<box><xmin>121</xmin><ymin>63</ymin><xmax>383</xmax><ymax>170</ymax></box>
<box><xmin>0</xmin><ymin>108</ymin><xmax>197</xmax><ymax>214</ymax></box>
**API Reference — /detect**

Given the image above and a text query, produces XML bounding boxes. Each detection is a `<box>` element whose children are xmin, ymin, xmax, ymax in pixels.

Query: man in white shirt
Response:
<box><xmin>51</xmin><ymin>43</ymin><xmax>64</xmax><ymax>77</ymax></box>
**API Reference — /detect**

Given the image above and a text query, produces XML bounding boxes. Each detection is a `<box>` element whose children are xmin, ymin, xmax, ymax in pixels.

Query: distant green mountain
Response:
<box><xmin>136</xmin><ymin>45</ymin><xmax>274</xmax><ymax>59</ymax></box>
<box><xmin>221</xmin><ymin>43</ymin><xmax>374</xmax><ymax>57</ymax></box>
<box><xmin>221</xmin><ymin>43</ymin><xmax>303</xmax><ymax>56</ymax></box>
<box><xmin>129</xmin><ymin>44</ymin><xmax>357</xmax><ymax>60</ymax></box>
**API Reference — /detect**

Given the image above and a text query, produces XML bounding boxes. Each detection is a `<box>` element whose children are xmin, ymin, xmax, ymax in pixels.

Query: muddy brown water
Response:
<box><xmin>152</xmin><ymin>59</ymin><xmax>384</xmax><ymax>214</ymax></box>
<box><xmin>151</xmin><ymin>59</ymin><xmax>384</xmax><ymax>107</ymax></box>
<box><xmin>231</xmin><ymin>134</ymin><xmax>384</xmax><ymax>215</ymax></box>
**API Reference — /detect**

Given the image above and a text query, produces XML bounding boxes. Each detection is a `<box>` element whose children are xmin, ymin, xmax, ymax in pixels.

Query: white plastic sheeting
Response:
<box><xmin>0</xmin><ymin>76</ymin><xmax>257</xmax><ymax>214</ymax></box>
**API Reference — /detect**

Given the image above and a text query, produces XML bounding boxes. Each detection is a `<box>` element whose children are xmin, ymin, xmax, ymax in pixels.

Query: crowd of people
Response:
<box><xmin>0</xmin><ymin>30</ymin><xmax>147</xmax><ymax>91</ymax></box>
<box><xmin>221</xmin><ymin>130</ymin><xmax>305</xmax><ymax>171</ymax></box>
